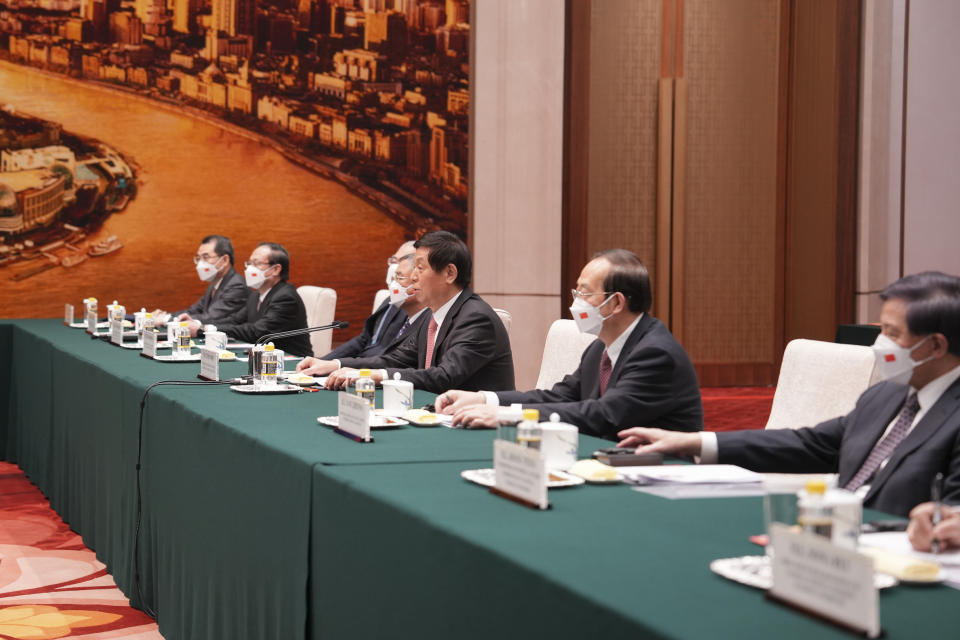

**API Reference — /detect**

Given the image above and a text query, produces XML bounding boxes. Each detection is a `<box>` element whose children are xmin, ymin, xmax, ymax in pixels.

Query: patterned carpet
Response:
<box><xmin>0</xmin><ymin>388</ymin><xmax>773</xmax><ymax>639</ymax></box>
<box><xmin>0</xmin><ymin>462</ymin><xmax>162</xmax><ymax>640</ymax></box>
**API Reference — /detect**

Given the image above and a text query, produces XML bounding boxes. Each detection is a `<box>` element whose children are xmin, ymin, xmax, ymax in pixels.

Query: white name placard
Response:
<box><xmin>64</xmin><ymin>303</ymin><xmax>74</xmax><ymax>325</ymax></box>
<box><xmin>141</xmin><ymin>329</ymin><xmax>157</xmax><ymax>358</ymax></box>
<box><xmin>337</xmin><ymin>392</ymin><xmax>372</xmax><ymax>442</ymax></box>
<box><xmin>199</xmin><ymin>347</ymin><xmax>220</xmax><ymax>381</ymax></box>
<box><xmin>493</xmin><ymin>439</ymin><xmax>549</xmax><ymax>510</ymax></box>
<box><xmin>110</xmin><ymin>318</ymin><xmax>123</xmax><ymax>345</ymax></box>
<box><xmin>86</xmin><ymin>311</ymin><xmax>97</xmax><ymax>334</ymax></box>
<box><xmin>769</xmin><ymin>523</ymin><xmax>880</xmax><ymax>638</ymax></box>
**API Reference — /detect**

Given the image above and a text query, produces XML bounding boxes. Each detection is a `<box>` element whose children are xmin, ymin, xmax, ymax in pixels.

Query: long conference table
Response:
<box><xmin>1</xmin><ymin>319</ymin><xmax>957</xmax><ymax>639</ymax></box>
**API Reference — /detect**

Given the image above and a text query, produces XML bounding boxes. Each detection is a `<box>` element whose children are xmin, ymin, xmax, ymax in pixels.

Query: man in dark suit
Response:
<box><xmin>436</xmin><ymin>249</ymin><xmax>702</xmax><ymax>439</ymax></box>
<box><xmin>618</xmin><ymin>271</ymin><xmax>960</xmax><ymax>518</ymax></box>
<box><xmin>322</xmin><ymin>241</ymin><xmax>416</xmax><ymax>360</ymax></box>
<box><xmin>157</xmin><ymin>235</ymin><xmax>248</xmax><ymax>328</ymax></box>
<box><xmin>324</xmin><ymin>231</ymin><xmax>514</xmax><ymax>393</ymax></box>
<box><xmin>296</xmin><ymin>250</ymin><xmax>431</xmax><ymax>374</ymax></box>
<box><xmin>194</xmin><ymin>242</ymin><xmax>313</xmax><ymax>357</ymax></box>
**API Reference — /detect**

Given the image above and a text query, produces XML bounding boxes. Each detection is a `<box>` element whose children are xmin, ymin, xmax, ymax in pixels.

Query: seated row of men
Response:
<box><xmin>165</xmin><ymin>230</ymin><xmax>960</xmax><ymax>544</ymax></box>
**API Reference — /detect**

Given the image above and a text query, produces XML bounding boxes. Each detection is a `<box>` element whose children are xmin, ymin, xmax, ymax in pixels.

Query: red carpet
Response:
<box><xmin>702</xmin><ymin>386</ymin><xmax>774</xmax><ymax>432</ymax></box>
<box><xmin>0</xmin><ymin>462</ymin><xmax>162</xmax><ymax>639</ymax></box>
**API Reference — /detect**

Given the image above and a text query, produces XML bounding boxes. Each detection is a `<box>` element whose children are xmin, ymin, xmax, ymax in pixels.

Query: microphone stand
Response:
<box><xmin>246</xmin><ymin>321</ymin><xmax>349</xmax><ymax>376</ymax></box>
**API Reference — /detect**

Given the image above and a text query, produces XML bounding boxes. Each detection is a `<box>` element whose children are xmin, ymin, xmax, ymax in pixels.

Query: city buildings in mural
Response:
<box><xmin>0</xmin><ymin>0</ymin><xmax>469</xmax><ymax>280</ymax></box>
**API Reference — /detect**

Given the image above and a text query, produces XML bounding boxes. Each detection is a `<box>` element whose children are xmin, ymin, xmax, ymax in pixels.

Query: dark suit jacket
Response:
<box><xmin>497</xmin><ymin>314</ymin><xmax>703</xmax><ymax>440</ymax></box>
<box><xmin>214</xmin><ymin>280</ymin><xmax>313</xmax><ymax>357</ymax></box>
<box><xmin>175</xmin><ymin>267</ymin><xmax>249</xmax><ymax>326</ymax></box>
<box><xmin>717</xmin><ymin>377</ymin><xmax>960</xmax><ymax>517</ymax></box>
<box><xmin>339</xmin><ymin>288</ymin><xmax>514</xmax><ymax>393</ymax></box>
<box><xmin>323</xmin><ymin>299</ymin><xmax>408</xmax><ymax>360</ymax></box>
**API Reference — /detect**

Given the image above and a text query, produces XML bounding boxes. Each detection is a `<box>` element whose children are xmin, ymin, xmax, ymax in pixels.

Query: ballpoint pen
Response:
<box><xmin>931</xmin><ymin>472</ymin><xmax>943</xmax><ymax>554</ymax></box>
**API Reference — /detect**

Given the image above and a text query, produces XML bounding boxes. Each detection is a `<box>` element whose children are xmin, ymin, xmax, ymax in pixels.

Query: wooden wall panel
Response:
<box><xmin>678</xmin><ymin>0</ymin><xmax>782</xmax><ymax>367</ymax></box>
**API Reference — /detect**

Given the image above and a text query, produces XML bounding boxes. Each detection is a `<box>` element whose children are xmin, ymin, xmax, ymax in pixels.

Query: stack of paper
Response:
<box><xmin>621</xmin><ymin>464</ymin><xmax>764</xmax><ymax>500</ymax></box>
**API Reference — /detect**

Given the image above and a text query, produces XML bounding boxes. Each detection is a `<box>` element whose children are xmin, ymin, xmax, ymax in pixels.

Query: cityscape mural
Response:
<box><xmin>0</xmin><ymin>0</ymin><xmax>469</xmax><ymax>333</ymax></box>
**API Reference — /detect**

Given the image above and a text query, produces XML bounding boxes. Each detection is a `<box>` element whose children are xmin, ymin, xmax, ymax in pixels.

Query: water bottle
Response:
<box><xmin>797</xmin><ymin>479</ymin><xmax>833</xmax><ymax>539</ymax></box>
<box><xmin>355</xmin><ymin>368</ymin><xmax>375</xmax><ymax>410</ymax></box>
<box><xmin>260</xmin><ymin>343</ymin><xmax>279</xmax><ymax>386</ymax></box>
<box><xmin>517</xmin><ymin>409</ymin><xmax>542</xmax><ymax>450</ymax></box>
<box><xmin>496</xmin><ymin>403</ymin><xmax>523</xmax><ymax>442</ymax></box>
<box><xmin>176</xmin><ymin>321</ymin><xmax>191</xmax><ymax>358</ymax></box>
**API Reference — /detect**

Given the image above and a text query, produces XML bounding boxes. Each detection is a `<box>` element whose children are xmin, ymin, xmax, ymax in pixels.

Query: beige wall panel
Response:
<box><xmin>679</xmin><ymin>0</ymin><xmax>780</xmax><ymax>362</ymax></box>
<box><xmin>586</xmin><ymin>0</ymin><xmax>660</xmax><ymax>276</ymax></box>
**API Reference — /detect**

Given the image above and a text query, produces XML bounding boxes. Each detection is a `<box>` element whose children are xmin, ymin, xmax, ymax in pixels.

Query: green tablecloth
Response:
<box><xmin>3</xmin><ymin>319</ymin><xmax>959</xmax><ymax>640</ymax></box>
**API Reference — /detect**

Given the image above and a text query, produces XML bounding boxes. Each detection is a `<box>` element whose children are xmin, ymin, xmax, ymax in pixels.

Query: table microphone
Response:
<box><xmin>247</xmin><ymin>321</ymin><xmax>349</xmax><ymax>376</ymax></box>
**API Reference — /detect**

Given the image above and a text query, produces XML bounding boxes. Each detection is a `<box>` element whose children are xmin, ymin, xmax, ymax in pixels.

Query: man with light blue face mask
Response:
<box><xmin>435</xmin><ymin>249</ymin><xmax>703</xmax><ymax>439</ymax></box>
<box><xmin>618</xmin><ymin>271</ymin><xmax>960</xmax><ymax>518</ymax></box>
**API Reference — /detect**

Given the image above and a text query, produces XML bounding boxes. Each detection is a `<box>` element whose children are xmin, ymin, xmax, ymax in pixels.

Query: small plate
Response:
<box><xmin>460</xmin><ymin>468</ymin><xmax>586</xmax><ymax>489</ymax></box>
<box><xmin>893</xmin><ymin>568</ymin><xmax>948</xmax><ymax>585</ymax></box>
<box><xmin>317</xmin><ymin>415</ymin><xmax>409</xmax><ymax>429</ymax></box>
<box><xmin>230</xmin><ymin>383</ymin><xmax>302</xmax><ymax>394</ymax></box>
<box><xmin>151</xmin><ymin>354</ymin><xmax>202</xmax><ymax>362</ymax></box>
<box><xmin>710</xmin><ymin>555</ymin><xmax>898</xmax><ymax>590</ymax></box>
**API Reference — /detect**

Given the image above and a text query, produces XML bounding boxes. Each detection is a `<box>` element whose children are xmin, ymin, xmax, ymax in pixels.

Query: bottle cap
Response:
<box><xmin>358</xmin><ymin>369</ymin><xmax>372</xmax><ymax>377</ymax></box>
<box><xmin>805</xmin><ymin>479</ymin><xmax>827</xmax><ymax>494</ymax></box>
<box><xmin>522</xmin><ymin>409</ymin><xmax>539</xmax><ymax>422</ymax></box>
<box><xmin>145</xmin><ymin>312</ymin><xmax>152</xmax><ymax>318</ymax></box>
<box><xmin>180</xmin><ymin>321</ymin><xmax>188</xmax><ymax>328</ymax></box>
<box><xmin>264</xmin><ymin>343</ymin><xmax>275</xmax><ymax>351</ymax></box>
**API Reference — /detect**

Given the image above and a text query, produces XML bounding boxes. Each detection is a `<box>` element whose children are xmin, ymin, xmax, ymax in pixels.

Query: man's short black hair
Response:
<box><xmin>414</xmin><ymin>230</ymin><xmax>471</xmax><ymax>288</ymax></box>
<box><xmin>594</xmin><ymin>249</ymin><xmax>652</xmax><ymax>314</ymax></box>
<box><xmin>257</xmin><ymin>242</ymin><xmax>290</xmax><ymax>281</ymax></box>
<box><xmin>201</xmin><ymin>234</ymin><xmax>234</xmax><ymax>265</ymax></box>
<box><xmin>881</xmin><ymin>271</ymin><xmax>960</xmax><ymax>356</ymax></box>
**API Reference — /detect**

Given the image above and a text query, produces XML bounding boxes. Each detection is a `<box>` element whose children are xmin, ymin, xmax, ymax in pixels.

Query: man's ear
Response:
<box><xmin>445</xmin><ymin>263</ymin><xmax>458</xmax><ymax>285</ymax></box>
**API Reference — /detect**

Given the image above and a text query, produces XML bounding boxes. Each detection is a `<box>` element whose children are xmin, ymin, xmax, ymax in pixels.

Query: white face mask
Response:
<box><xmin>195</xmin><ymin>256</ymin><xmax>222</xmax><ymax>282</ymax></box>
<box><xmin>569</xmin><ymin>294</ymin><xmax>615</xmax><ymax>336</ymax></box>
<box><xmin>388</xmin><ymin>279</ymin><xmax>411</xmax><ymax>305</ymax></box>
<box><xmin>245</xmin><ymin>263</ymin><xmax>269</xmax><ymax>289</ymax></box>
<box><xmin>386</xmin><ymin>263</ymin><xmax>399</xmax><ymax>287</ymax></box>
<box><xmin>871</xmin><ymin>333</ymin><xmax>933</xmax><ymax>385</ymax></box>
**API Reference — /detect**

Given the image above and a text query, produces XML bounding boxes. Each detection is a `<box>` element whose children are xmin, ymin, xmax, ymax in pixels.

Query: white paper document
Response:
<box><xmin>620</xmin><ymin>464</ymin><xmax>762</xmax><ymax>485</ymax></box>
<box><xmin>860</xmin><ymin>531</ymin><xmax>960</xmax><ymax>588</ymax></box>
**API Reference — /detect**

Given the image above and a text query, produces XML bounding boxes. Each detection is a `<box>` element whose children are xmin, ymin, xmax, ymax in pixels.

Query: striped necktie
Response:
<box><xmin>845</xmin><ymin>392</ymin><xmax>921</xmax><ymax>492</ymax></box>
<box><xmin>598</xmin><ymin>350</ymin><xmax>612</xmax><ymax>395</ymax></box>
<box><xmin>424</xmin><ymin>317</ymin><xmax>438</xmax><ymax>369</ymax></box>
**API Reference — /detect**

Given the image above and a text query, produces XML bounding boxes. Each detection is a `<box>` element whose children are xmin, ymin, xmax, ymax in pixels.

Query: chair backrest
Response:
<box><xmin>765</xmin><ymin>338</ymin><xmax>879</xmax><ymax>430</ymax></box>
<box><xmin>296</xmin><ymin>285</ymin><xmax>337</xmax><ymax>356</ymax></box>
<box><xmin>535</xmin><ymin>319</ymin><xmax>597</xmax><ymax>390</ymax></box>
<box><xmin>372</xmin><ymin>289</ymin><xmax>389</xmax><ymax>313</ymax></box>
<box><xmin>493</xmin><ymin>308</ymin><xmax>512</xmax><ymax>337</ymax></box>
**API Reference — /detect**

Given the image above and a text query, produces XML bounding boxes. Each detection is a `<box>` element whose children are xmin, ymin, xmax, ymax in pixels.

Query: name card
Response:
<box><xmin>492</xmin><ymin>439</ymin><xmax>549</xmax><ymax>510</ymax></box>
<box><xmin>336</xmin><ymin>392</ymin><xmax>373</xmax><ymax>443</ymax></box>
<box><xmin>768</xmin><ymin>523</ymin><xmax>880</xmax><ymax>638</ymax></box>
<box><xmin>64</xmin><ymin>303</ymin><xmax>74</xmax><ymax>325</ymax></box>
<box><xmin>110</xmin><ymin>318</ymin><xmax>123</xmax><ymax>345</ymax></box>
<box><xmin>86</xmin><ymin>311</ymin><xmax>97</xmax><ymax>334</ymax></box>
<box><xmin>199</xmin><ymin>347</ymin><xmax>220</xmax><ymax>381</ymax></box>
<box><xmin>141</xmin><ymin>329</ymin><xmax>157</xmax><ymax>358</ymax></box>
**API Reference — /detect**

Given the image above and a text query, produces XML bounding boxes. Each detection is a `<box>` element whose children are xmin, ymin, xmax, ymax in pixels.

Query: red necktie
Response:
<box><xmin>424</xmin><ymin>317</ymin><xmax>438</xmax><ymax>369</ymax></box>
<box><xmin>598</xmin><ymin>350</ymin><xmax>612</xmax><ymax>395</ymax></box>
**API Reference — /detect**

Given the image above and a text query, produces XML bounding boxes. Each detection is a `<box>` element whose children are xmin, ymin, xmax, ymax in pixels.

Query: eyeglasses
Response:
<box><xmin>394</xmin><ymin>273</ymin><xmax>411</xmax><ymax>284</ymax></box>
<box><xmin>193</xmin><ymin>254</ymin><xmax>219</xmax><ymax>264</ymax></box>
<box><xmin>244</xmin><ymin>260</ymin><xmax>273</xmax><ymax>270</ymax></box>
<box><xmin>571</xmin><ymin>289</ymin><xmax>616</xmax><ymax>302</ymax></box>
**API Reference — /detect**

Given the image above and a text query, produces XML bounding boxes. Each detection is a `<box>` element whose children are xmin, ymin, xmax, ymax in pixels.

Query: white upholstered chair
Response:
<box><xmin>493</xmin><ymin>308</ymin><xmax>512</xmax><ymax>338</ymax></box>
<box><xmin>764</xmin><ymin>338</ymin><xmax>879</xmax><ymax>430</ymax></box>
<box><xmin>535</xmin><ymin>319</ymin><xmax>597</xmax><ymax>390</ymax></box>
<box><xmin>296</xmin><ymin>286</ymin><xmax>337</xmax><ymax>356</ymax></box>
<box><xmin>372</xmin><ymin>289</ymin><xmax>389</xmax><ymax>313</ymax></box>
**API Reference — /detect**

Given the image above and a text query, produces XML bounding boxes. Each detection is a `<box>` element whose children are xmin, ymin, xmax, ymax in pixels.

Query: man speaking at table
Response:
<box><xmin>436</xmin><ymin>249</ymin><xmax>702</xmax><ymax>440</ymax></box>
<box><xmin>617</xmin><ymin>271</ymin><xmax>960</xmax><ymax>517</ymax></box>
<box><xmin>191</xmin><ymin>242</ymin><xmax>313</xmax><ymax>357</ymax></box>
<box><xmin>323</xmin><ymin>230</ymin><xmax>514</xmax><ymax>393</ymax></box>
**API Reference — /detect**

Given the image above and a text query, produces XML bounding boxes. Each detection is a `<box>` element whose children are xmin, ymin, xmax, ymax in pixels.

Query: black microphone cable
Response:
<box><xmin>134</xmin><ymin>379</ymin><xmax>234</xmax><ymax>619</ymax></box>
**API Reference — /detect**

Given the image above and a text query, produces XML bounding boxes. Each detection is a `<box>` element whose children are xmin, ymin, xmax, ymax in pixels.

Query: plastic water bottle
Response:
<box><xmin>517</xmin><ymin>409</ymin><xmax>542</xmax><ymax>450</ymax></box>
<box><xmin>260</xmin><ymin>343</ymin><xmax>279</xmax><ymax>386</ymax></box>
<box><xmin>797</xmin><ymin>479</ymin><xmax>833</xmax><ymax>539</ymax></box>
<box><xmin>496</xmin><ymin>403</ymin><xmax>523</xmax><ymax>442</ymax></box>
<box><xmin>143</xmin><ymin>312</ymin><xmax>155</xmax><ymax>334</ymax></box>
<box><xmin>355</xmin><ymin>368</ymin><xmax>375</xmax><ymax>410</ymax></box>
<box><xmin>176</xmin><ymin>321</ymin><xmax>191</xmax><ymax>358</ymax></box>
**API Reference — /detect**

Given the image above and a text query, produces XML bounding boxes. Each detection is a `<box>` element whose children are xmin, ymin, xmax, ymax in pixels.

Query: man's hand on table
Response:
<box><xmin>435</xmin><ymin>390</ymin><xmax>485</xmax><ymax>414</ymax></box>
<box><xmin>297</xmin><ymin>357</ymin><xmax>340</xmax><ymax>376</ymax></box>
<box><xmin>325</xmin><ymin>368</ymin><xmax>384</xmax><ymax>390</ymax></box>
<box><xmin>450</xmin><ymin>405</ymin><xmax>499</xmax><ymax>429</ymax></box>
<box><xmin>616</xmin><ymin>427</ymin><xmax>702</xmax><ymax>457</ymax></box>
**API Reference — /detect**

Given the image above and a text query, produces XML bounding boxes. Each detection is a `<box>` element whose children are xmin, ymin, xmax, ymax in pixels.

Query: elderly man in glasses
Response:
<box><xmin>436</xmin><ymin>249</ymin><xmax>702</xmax><ymax>439</ymax></box>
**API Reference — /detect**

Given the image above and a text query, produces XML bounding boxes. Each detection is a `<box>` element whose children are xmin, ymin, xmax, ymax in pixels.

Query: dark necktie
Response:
<box><xmin>598</xmin><ymin>350</ymin><xmax>612</xmax><ymax>396</ymax></box>
<box><xmin>845</xmin><ymin>392</ymin><xmax>921</xmax><ymax>492</ymax></box>
<box><xmin>370</xmin><ymin>305</ymin><xmax>397</xmax><ymax>346</ymax></box>
<box><xmin>424</xmin><ymin>317</ymin><xmax>438</xmax><ymax>369</ymax></box>
<box><xmin>396</xmin><ymin>317</ymin><xmax>411</xmax><ymax>338</ymax></box>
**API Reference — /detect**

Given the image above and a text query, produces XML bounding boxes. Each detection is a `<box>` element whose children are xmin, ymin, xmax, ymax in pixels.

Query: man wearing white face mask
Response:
<box><xmin>296</xmin><ymin>251</ymin><xmax>430</xmax><ymax>374</ymax></box>
<box><xmin>436</xmin><ymin>249</ymin><xmax>702</xmax><ymax>439</ymax></box>
<box><xmin>154</xmin><ymin>235</ymin><xmax>248</xmax><ymax>327</ymax></box>
<box><xmin>196</xmin><ymin>242</ymin><xmax>313</xmax><ymax>356</ymax></box>
<box><xmin>617</xmin><ymin>271</ymin><xmax>960</xmax><ymax>518</ymax></box>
